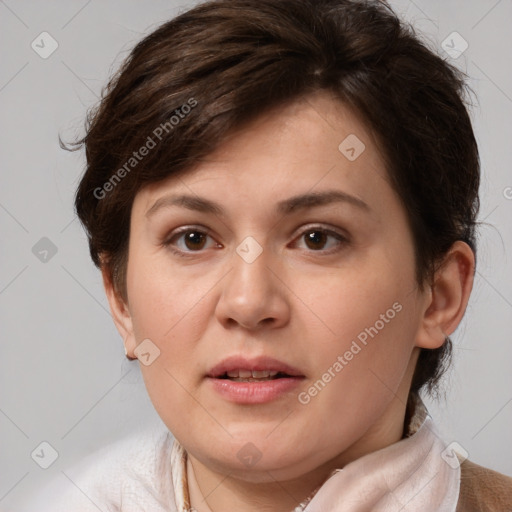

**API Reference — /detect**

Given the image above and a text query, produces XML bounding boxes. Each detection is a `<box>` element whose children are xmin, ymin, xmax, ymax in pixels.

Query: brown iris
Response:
<box><xmin>304</xmin><ymin>230</ymin><xmax>328</xmax><ymax>250</ymax></box>
<box><xmin>183</xmin><ymin>231</ymin><xmax>207</xmax><ymax>250</ymax></box>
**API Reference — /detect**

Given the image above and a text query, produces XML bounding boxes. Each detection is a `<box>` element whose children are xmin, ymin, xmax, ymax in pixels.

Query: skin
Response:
<box><xmin>103</xmin><ymin>90</ymin><xmax>475</xmax><ymax>512</ymax></box>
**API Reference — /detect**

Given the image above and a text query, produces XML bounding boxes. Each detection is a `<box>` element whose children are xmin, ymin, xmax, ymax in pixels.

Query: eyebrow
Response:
<box><xmin>145</xmin><ymin>190</ymin><xmax>370</xmax><ymax>219</ymax></box>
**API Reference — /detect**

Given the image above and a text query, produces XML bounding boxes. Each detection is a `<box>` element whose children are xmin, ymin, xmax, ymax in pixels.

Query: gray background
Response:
<box><xmin>1</xmin><ymin>0</ymin><xmax>511</xmax><ymax>509</ymax></box>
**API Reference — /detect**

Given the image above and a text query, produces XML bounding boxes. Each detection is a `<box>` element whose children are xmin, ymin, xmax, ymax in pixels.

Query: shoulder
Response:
<box><xmin>457</xmin><ymin>457</ymin><xmax>512</xmax><ymax>512</ymax></box>
<box><xmin>21</xmin><ymin>424</ymin><xmax>180</xmax><ymax>512</ymax></box>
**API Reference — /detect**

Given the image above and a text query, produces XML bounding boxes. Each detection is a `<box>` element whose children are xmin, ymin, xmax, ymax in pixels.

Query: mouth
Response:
<box><xmin>214</xmin><ymin>369</ymin><xmax>297</xmax><ymax>382</ymax></box>
<box><xmin>207</xmin><ymin>355</ymin><xmax>305</xmax><ymax>380</ymax></box>
<box><xmin>206</xmin><ymin>355</ymin><xmax>305</xmax><ymax>404</ymax></box>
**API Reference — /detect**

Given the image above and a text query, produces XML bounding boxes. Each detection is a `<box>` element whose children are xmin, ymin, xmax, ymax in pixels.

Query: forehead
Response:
<box><xmin>134</xmin><ymin>91</ymin><xmax>392</xmax><ymax>217</ymax></box>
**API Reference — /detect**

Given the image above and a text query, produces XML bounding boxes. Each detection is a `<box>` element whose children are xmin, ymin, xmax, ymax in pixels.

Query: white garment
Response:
<box><xmin>21</xmin><ymin>423</ymin><xmax>180</xmax><ymax>512</ymax></box>
<box><xmin>301</xmin><ymin>415</ymin><xmax>460</xmax><ymax>512</ymax></box>
<box><xmin>22</xmin><ymin>407</ymin><xmax>460</xmax><ymax>512</ymax></box>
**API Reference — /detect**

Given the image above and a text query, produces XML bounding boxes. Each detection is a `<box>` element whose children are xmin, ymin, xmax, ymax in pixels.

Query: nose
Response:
<box><xmin>215</xmin><ymin>243</ymin><xmax>290</xmax><ymax>331</ymax></box>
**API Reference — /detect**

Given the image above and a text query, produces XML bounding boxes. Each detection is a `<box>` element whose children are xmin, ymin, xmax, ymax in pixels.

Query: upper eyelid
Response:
<box><xmin>165</xmin><ymin>224</ymin><xmax>213</xmax><ymax>239</ymax></box>
<box><xmin>294</xmin><ymin>223</ymin><xmax>348</xmax><ymax>237</ymax></box>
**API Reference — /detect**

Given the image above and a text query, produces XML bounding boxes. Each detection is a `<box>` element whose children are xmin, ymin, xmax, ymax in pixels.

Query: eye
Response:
<box><xmin>164</xmin><ymin>227</ymin><xmax>220</xmax><ymax>255</ymax></box>
<box><xmin>293</xmin><ymin>226</ymin><xmax>348</xmax><ymax>253</ymax></box>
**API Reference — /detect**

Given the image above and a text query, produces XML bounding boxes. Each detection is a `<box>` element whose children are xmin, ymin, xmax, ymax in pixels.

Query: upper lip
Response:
<box><xmin>207</xmin><ymin>355</ymin><xmax>305</xmax><ymax>378</ymax></box>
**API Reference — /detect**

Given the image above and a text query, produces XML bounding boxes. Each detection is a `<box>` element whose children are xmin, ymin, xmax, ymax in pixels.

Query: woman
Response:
<box><xmin>27</xmin><ymin>0</ymin><xmax>512</xmax><ymax>510</ymax></box>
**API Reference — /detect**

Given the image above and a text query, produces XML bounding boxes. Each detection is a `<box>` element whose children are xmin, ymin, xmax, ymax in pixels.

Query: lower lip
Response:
<box><xmin>206</xmin><ymin>376</ymin><xmax>304</xmax><ymax>404</ymax></box>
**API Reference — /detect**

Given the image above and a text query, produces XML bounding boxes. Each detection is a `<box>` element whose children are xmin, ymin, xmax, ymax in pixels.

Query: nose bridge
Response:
<box><xmin>234</xmin><ymin>239</ymin><xmax>271</xmax><ymax>294</ymax></box>
<box><xmin>230</xmin><ymin>238</ymin><xmax>274</xmax><ymax>307</ymax></box>
<box><xmin>216</xmin><ymin>236</ymin><xmax>288</xmax><ymax>329</ymax></box>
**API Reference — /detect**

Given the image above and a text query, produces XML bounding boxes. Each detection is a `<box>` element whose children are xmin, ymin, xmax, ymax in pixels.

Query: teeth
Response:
<box><xmin>252</xmin><ymin>370</ymin><xmax>270</xmax><ymax>378</ymax></box>
<box><xmin>224</xmin><ymin>369</ymin><xmax>282</xmax><ymax>379</ymax></box>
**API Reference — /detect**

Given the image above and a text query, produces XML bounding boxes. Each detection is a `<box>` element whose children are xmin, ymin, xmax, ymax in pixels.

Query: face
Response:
<box><xmin>116</xmin><ymin>91</ymin><xmax>432</xmax><ymax>482</ymax></box>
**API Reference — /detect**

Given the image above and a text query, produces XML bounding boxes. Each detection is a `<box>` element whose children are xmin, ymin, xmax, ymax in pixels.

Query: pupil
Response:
<box><xmin>306</xmin><ymin>231</ymin><xmax>326</xmax><ymax>250</ymax></box>
<box><xmin>185</xmin><ymin>232</ymin><xmax>205</xmax><ymax>250</ymax></box>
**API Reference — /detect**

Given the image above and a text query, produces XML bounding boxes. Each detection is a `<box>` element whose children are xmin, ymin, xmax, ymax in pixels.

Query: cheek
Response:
<box><xmin>126</xmin><ymin>249</ymin><xmax>213</xmax><ymax>341</ymax></box>
<box><xmin>296</xmin><ymin>256</ymin><xmax>419</xmax><ymax>397</ymax></box>
<box><xmin>298</xmin><ymin>256</ymin><xmax>413</xmax><ymax>345</ymax></box>
<box><xmin>125</xmin><ymin>260</ymin><xmax>212</xmax><ymax>431</ymax></box>
<box><xmin>124</xmin><ymin>249</ymin><xmax>226</xmax><ymax>399</ymax></box>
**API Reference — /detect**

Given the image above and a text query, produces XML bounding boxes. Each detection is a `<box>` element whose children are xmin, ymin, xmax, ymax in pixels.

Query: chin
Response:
<box><xmin>187</xmin><ymin>433</ymin><xmax>325</xmax><ymax>482</ymax></box>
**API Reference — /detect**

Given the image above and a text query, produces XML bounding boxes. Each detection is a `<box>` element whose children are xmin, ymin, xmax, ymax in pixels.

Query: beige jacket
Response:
<box><xmin>457</xmin><ymin>457</ymin><xmax>512</xmax><ymax>511</ymax></box>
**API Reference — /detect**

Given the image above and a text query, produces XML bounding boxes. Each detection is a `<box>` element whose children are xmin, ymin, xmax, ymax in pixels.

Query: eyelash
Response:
<box><xmin>162</xmin><ymin>225</ymin><xmax>350</xmax><ymax>258</ymax></box>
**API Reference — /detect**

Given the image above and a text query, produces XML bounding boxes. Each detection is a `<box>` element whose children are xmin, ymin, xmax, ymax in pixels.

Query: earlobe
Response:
<box><xmin>100</xmin><ymin>263</ymin><xmax>137</xmax><ymax>358</ymax></box>
<box><xmin>416</xmin><ymin>241</ymin><xmax>475</xmax><ymax>350</ymax></box>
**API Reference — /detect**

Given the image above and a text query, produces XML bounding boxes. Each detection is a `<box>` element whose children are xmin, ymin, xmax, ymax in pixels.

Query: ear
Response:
<box><xmin>415</xmin><ymin>241</ymin><xmax>475</xmax><ymax>349</ymax></box>
<box><xmin>100</xmin><ymin>262</ymin><xmax>137</xmax><ymax>359</ymax></box>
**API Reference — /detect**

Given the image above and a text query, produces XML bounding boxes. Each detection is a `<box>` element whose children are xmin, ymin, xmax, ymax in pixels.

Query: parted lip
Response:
<box><xmin>207</xmin><ymin>355</ymin><xmax>305</xmax><ymax>378</ymax></box>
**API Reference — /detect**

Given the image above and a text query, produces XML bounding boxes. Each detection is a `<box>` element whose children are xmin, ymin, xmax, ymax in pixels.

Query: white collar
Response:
<box><xmin>300</xmin><ymin>413</ymin><xmax>460</xmax><ymax>512</ymax></box>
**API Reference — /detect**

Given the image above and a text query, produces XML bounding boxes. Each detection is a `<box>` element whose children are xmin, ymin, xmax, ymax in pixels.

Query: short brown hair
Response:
<box><xmin>70</xmin><ymin>0</ymin><xmax>480</xmax><ymax>395</ymax></box>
